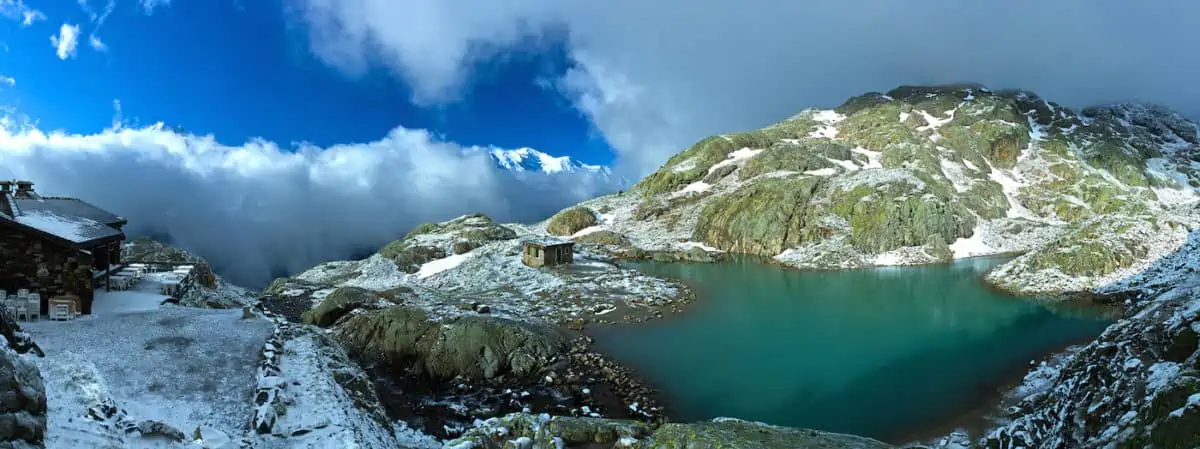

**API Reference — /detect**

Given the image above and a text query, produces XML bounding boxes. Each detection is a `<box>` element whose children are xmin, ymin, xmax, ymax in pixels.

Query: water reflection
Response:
<box><xmin>590</xmin><ymin>255</ymin><xmax>1112</xmax><ymax>442</ymax></box>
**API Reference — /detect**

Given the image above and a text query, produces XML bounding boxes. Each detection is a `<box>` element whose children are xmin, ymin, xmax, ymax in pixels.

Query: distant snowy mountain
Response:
<box><xmin>489</xmin><ymin>148</ymin><xmax>609</xmax><ymax>175</ymax></box>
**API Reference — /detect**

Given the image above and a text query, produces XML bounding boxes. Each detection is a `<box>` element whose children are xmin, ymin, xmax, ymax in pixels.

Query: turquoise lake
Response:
<box><xmin>589</xmin><ymin>256</ymin><xmax>1114</xmax><ymax>442</ymax></box>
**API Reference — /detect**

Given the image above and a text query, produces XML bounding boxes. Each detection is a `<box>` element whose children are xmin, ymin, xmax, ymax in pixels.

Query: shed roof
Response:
<box><xmin>522</xmin><ymin>237</ymin><xmax>574</xmax><ymax>247</ymax></box>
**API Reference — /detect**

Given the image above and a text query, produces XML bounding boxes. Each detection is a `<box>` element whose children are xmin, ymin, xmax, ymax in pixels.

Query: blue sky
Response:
<box><xmin>0</xmin><ymin>0</ymin><xmax>614</xmax><ymax>165</ymax></box>
<box><xmin>2</xmin><ymin>0</ymin><xmax>1198</xmax><ymax>286</ymax></box>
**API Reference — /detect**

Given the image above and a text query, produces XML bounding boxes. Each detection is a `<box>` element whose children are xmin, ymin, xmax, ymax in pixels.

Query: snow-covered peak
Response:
<box><xmin>490</xmin><ymin>147</ymin><xmax>609</xmax><ymax>175</ymax></box>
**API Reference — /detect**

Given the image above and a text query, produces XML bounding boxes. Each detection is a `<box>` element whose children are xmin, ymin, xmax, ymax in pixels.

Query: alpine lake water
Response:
<box><xmin>588</xmin><ymin>255</ymin><xmax>1115</xmax><ymax>444</ymax></box>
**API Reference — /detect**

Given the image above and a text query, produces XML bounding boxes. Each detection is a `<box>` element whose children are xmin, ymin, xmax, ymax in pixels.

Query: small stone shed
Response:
<box><xmin>521</xmin><ymin>238</ymin><xmax>574</xmax><ymax>268</ymax></box>
<box><xmin>0</xmin><ymin>180</ymin><xmax>127</xmax><ymax>315</ymax></box>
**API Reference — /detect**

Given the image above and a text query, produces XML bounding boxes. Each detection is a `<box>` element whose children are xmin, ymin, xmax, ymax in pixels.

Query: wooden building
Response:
<box><xmin>0</xmin><ymin>180</ymin><xmax>127</xmax><ymax>315</ymax></box>
<box><xmin>521</xmin><ymin>238</ymin><xmax>575</xmax><ymax>268</ymax></box>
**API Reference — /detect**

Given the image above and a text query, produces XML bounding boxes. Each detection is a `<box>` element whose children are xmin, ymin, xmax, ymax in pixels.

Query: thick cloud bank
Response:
<box><xmin>293</xmin><ymin>0</ymin><xmax>1200</xmax><ymax>179</ymax></box>
<box><xmin>0</xmin><ymin>120</ymin><xmax>618</xmax><ymax>287</ymax></box>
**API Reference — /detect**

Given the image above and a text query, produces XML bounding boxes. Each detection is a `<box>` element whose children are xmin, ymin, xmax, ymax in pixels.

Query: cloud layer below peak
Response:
<box><xmin>0</xmin><ymin>119</ymin><xmax>618</xmax><ymax>287</ymax></box>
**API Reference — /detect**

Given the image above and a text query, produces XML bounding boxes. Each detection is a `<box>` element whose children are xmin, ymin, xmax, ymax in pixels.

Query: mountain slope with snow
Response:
<box><xmin>530</xmin><ymin>84</ymin><xmax>1199</xmax><ymax>297</ymax></box>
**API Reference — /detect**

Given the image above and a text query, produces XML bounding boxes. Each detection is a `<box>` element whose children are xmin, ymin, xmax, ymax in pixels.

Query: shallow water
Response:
<box><xmin>589</xmin><ymin>256</ymin><xmax>1113</xmax><ymax>442</ymax></box>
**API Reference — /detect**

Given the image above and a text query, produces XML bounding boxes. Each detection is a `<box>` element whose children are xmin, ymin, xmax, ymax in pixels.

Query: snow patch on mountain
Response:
<box><xmin>490</xmin><ymin>147</ymin><xmax>608</xmax><ymax>174</ymax></box>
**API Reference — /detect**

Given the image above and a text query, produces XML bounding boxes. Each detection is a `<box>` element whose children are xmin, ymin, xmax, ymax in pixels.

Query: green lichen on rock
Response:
<box><xmin>837</xmin><ymin>102</ymin><xmax>926</xmax><ymax>151</ymax></box>
<box><xmin>378</xmin><ymin>242</ymin><xmax>445</xmax><ymax>273</ymax></box>
<box><xmin>546</xmin><ymin>207</ymin><xmax>598</xmax><ymax>236</ymax></box>
<box><xmin>334</xmin><ymin>307</ymin><xmax>568</xmax><ymax>381</ymax></box>
<box><xmin>828</xmin><ymin>175</ymin><xmax>973</xmax><ymax>253</ymax></box>
<box><xmin>960</xmin><ymin>180</ymin><xmax>1009</xmax><ymax>220</ymax></box>
<box><xmin>1023</xmin><ymin>217</ymin><xmax>1154</xmax><ymax>277</ymax></box>
<box><xmin>447</xmin><ymin>414</ymin><xmax>893</xmax><ymax>449</ymax></box>
<box><xmin>647</xmin><ymin>420</ymin><xmax>894</xmax><ymax>449</ymax></box>
<box><xmin>939</xmin><ymin>120</ymin><xmax>1030</xmax><ymax>169</ymax></box>
<box><xmin>404</xmin><ymin>222</ymin><xmax>439</xmax><ymax>239</ymax></box>
<box><xmin>693</xmin><ymin>177</ymin><xmax>824</xmax><ymax>256</ymax></box>
<box><xmin>739</xmin><ymin>140</ymin><xmax>850</xmax><ymax>180</ymax></box>
<box><xmin>301</xmin><ymin>287</ymin><xmax>378</xmax><ymax>327</ymax></box>
<box><xmin>377</xmin><ymin>214</ymin><xmax>515</xmax><ymax>270</ymax></box>
<box><xmin>636</xmin><ymin>132</ymin><xmax>779</xmax><ymax>196</ymax></box>
<box><xmin>572</xmin><ymin>230</ymin><xmax>631</xmax><ymax>247</ymax></box>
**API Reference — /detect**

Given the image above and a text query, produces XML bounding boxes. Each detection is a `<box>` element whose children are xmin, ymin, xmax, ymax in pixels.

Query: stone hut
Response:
<box><xmin>0</xmin><ymin>180</ymin><xmax>127</xmax><ymax>315</ymax></box>
<box><xmin>521</xmin><ymin>238</ymin><xmax>575</xmax><ymax>268</ymax></box>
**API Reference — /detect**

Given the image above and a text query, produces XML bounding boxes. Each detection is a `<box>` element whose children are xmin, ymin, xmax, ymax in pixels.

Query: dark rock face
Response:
<box><xmin>0</xmin><ymin>310</ymin><xmax>46</xmax><ymax>449</ymax></box>
<box><xmin>982</xmin><ymin>233</ymin><xmax>1200</xmax><ymax>449</ymax></box>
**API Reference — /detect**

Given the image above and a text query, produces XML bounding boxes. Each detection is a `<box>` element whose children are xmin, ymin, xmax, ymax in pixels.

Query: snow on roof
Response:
<box><xmin>15</xmin><ymin>197</ymin><xmax>125</xmax><ymax>225</ymax></box>
<box><xmin>523</xmin><ymin>237</ymin><xmax>574</xmax><ymax>247</ymax></box>
<box><xmin>11</xmin><ymin>208</ymin><xmax>122</xmax><ymax>244</ymax></box>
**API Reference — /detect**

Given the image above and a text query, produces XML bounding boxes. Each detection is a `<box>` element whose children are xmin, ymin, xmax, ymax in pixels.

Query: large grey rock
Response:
<box><xmin>0</xmin><ymin>349</ymin><xmax>46</xmax><ymax>448</ymax></box>
<box><xmin>334</xmin><ymin>307</ymin><xmax>569</xmax><ymax>381</ymax></box>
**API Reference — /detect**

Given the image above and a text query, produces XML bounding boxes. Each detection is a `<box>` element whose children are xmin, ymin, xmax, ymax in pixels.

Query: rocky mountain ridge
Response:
<box><xmin>542</xmin><ymin>83</ymin><xmax>1199</xmax><ymax>298</ymax></box>
<box><xmin>253</xmin><ymin>84</ymin><xmax>1200</xmax><ymax>448</ymax></box>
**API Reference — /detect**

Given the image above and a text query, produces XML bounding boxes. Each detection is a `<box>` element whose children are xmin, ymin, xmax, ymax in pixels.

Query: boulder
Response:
<box><xmin>546</xmin><ymin>207</ymin><xmax>598</xmax><ymax>236</ymax></box>
<box><xmin>300</xmin><ymin>287</ymin><xmax>379</xmax><ymax>327</ymax></box>
<box><xmin>334</xmin><ymin>307</ymin><xmax>569</xmax><ymax>381</ymax></box>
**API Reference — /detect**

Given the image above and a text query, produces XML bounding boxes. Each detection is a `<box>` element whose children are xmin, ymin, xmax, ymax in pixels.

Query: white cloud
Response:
<box><xmin>88</xmin><ymin>34</ymin><xmax>106</xmax><ymax>52</ymax></box>
<box><xmin>0</xmin><ymin>119</ymin><xmax>616</xmax><ymax>287</ymax></box>
<box><xmin>0</xmin><ymin>0</ymin><xmax>44</xmax><ymax>26</ymax></box>
<box><xmin>291</xmin><ymin>0</ymin><xmax>1200</xmax><ymax>179</ymax></box>
<box><xmin>50</xmin><ymin>24</ymin><xmax>81</xmax><ymax>60</ymax></box>
<box><xmin>0</xmin><ymin>74</ymin><xmax>14</xmax><ymax>87</ymax></box>
<box><xmin>140</xmin><ymin>0</ymin><xmax>171</xmax><ymax>14</ymax></box>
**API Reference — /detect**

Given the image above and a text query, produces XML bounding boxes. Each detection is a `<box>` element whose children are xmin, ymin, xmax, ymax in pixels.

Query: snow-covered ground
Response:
<box><xmin>23</xmin><ymin>283</ymin><xmax>274</xmax><ymax>448</ymax></box>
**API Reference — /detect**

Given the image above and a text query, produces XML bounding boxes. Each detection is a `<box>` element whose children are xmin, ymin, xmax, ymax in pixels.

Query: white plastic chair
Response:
<box><xmin>26</xmin><ymin>293</ymin><xmax>39</xmax><ymax>321</ymax></box>
<box><xmin>13</xmin><ymin>301</ymin><xmax>28</xmax><ymax>321</ymax></box>
<box><xmin>16</xmin><ymin>289</ymin><xmax>28</xmax><ymax>299</ymax></box>
<box><xmin>0</xmin><ymin>291</ymin><xmax>6</xmax><ymax>302</ymax></box>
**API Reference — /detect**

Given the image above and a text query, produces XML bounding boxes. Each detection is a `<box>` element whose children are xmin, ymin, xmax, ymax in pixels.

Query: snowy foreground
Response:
<box><xmin>23</xmin><ymin>288</ymin><xmax>272</xmax><ymax>448</ymax></box>
<box><xmin>18</xmin><ymin>284</ymin><xmax>440</xmax><ymax>449</ymax></box>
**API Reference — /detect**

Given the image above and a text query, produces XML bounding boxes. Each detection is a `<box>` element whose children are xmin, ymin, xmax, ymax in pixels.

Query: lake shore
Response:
<box><xmin>585</xmin><ymin>256</ymin><xmax>1117</xmax><ymax>445</ymax></box>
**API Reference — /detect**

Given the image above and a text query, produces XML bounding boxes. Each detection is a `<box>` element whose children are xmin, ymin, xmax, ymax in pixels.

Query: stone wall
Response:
<box><xmin>0</xmin><ymin>229</ymin><xmax>94</xmax><ymax>315</ymax></box>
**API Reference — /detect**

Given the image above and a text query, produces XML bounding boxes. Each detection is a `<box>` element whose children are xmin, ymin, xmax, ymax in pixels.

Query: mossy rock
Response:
<box><xmin>547</xmin><ymin>207</ymin><xmax>598</xmax><ymax>236</ymax></box>
<box><xmin>739</xmin><ymin>141</ymin><xmax>843</xmax><ymax>180</ymax></box>
<box><xmin>648</xmin><ymin>420</ymin><xmax>893</xmax><ymax>449</ymax></box>
<box><xmin>939</xmin><ymin>120</ymin><xmax>1030</xmax><ymax>169</ymax></box>
<box><xmin>1024</xmin><ymin>218</ymin><xmax>1152</xmax><ymax>277</ymax></box>
<box><xmin>335</xmin><ymin>307</ymin><xmax>569</xmax><ymax>380</ymax></box>
<box><xmin>834</xmin><ymin>92</ymin><xmax>895</xmax><ymax>116</ymax></box>
<box><xmin>572</xmin><ymin>230</ymin><xmax>631</xmax><ymax>247</ymax></box>
<box><xmin>693</xmin><ymin>177</ymin><xmax>825</xmax><ymax>256</ymax></box>
<box><xmin>633</xmin><ymin>200</ymin><xmax>669</xmax><ymax>221</ymax></box>
<box><xmin>838</xmin><ymin>103</ymin><xmax>927</xmax><ymax>152</ymax></box>
<box><xmin>377</xmin><ymin>242</ymin><xmax>445</xmax><ymax>273</ymax></box>
<box><xmin>830</xmin><ymin>180</ymin><xmax>974</xmax><ymax>253</ymax></box>
<box><xmin>702</xmin><ymin>163</ymin><xmax>738</xmax><ymax>184</ymax></box>
<box><xmin>961</xmin><ymin>180</ymin><xmax>1009</xmax><ymax>220</ymax></box>
<box><xmin>301</xmin><ymin>287</ymin><xmax>379</xmax><ymax>327</ymax></box>
<box><xmin>452</xmin><ymin>241</ymin><xmax>477</xmax><ymax>254</ymax></box>
<box><xmin>924</xmin><ymin>234</ymin><xmax>953</xmax><ymax>262</ymax></box>
<box><xmin>404</xmin><ymin>222</ymin><xmax>440</xmax><ymax>239</ymax></box>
